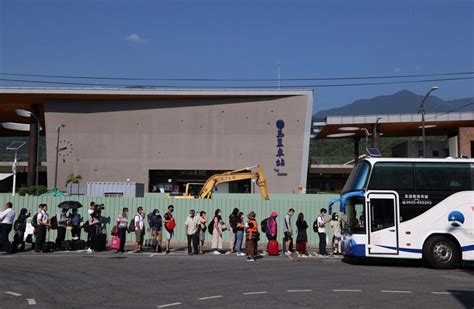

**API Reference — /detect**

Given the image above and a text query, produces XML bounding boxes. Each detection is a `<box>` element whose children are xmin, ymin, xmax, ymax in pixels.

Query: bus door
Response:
<box><xmin>366</xmin><ymin>191</ymin><xmax>399</xmax><ymax>255</ymax></box>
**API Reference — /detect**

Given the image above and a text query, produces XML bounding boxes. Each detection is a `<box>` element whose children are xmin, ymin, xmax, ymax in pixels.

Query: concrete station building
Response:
<box><xmin>0</xmin><ymin>88</ymin><xmax>313</xmax><ymax>194</ymax></box>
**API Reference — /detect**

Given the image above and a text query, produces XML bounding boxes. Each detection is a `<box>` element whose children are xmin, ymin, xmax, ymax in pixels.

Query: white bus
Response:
<box><xmin>338</xmin><ymin>158</ymin><xmax>474</xmax><ymax>269</ymax></box>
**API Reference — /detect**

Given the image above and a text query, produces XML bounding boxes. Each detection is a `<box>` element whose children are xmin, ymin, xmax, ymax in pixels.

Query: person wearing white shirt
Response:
<box><xmin>134</xmin><ymin>207</ymin><xmax>145</xmax><ymax>253</ymax></box>
<box><xmin>317</xmin><ymin>208</ymin><xmax>329</xmax><ymax>256</ymax></box>
<box><xmin>184</xmin><ymin>209</ymin><xmax>200</xmax><ymax>255</ymax></box>
<box><xmin>0</xmin><ymin>202</ymin><xmax>15</xmax><ymax>254</ymax></box>
<box><xmin>35</xmin><ymin>204</ymin><xmax>51</xmax><ymax>253</ymax></box>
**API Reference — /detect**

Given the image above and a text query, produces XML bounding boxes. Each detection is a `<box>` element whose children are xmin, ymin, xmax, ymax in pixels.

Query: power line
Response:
<box><xmin>1</xmin><ymin>76</ymin><xmax>474</xmax><ymax>88</ymax></box>
<box><xmin>0</xmin><ymin>71</ymin><xmax>473</xmax><ymax>82</ymax></box>
<box><xmin>425</xmin><ymin>101</ymin><xmax>474</xmax><ymax>120</ymax></box>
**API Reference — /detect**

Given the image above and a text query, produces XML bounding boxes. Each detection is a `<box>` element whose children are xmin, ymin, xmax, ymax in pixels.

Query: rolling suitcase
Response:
<box><xmin>61</xmin><ymin>240</ymin><xmax>72</xmax><ymax>251</ymax></box>
<box><xmin>72</xmin><ymin>239</ymin><xmax>85</xmax><ymax>251</ymax></box>
<box><xmin>42</xmin><ymin>230</ymin><xmax>55</xmax><ymax>253</ymax></box>
<box><xmin>95</xmin><ymin>234</ymin><xmax>107</xmax><ymax>252</ymax></box>
<box><xmin>268</xmin><ymin>239</ymin><xmax>279</xmax><ymax>256</ymax></box>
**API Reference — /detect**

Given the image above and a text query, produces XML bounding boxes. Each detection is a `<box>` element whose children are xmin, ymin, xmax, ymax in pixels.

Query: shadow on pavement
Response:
<box><xmin>448</xmin><ymin>290</ymin><xmax>474</xmax><ymax>308</ymax></box>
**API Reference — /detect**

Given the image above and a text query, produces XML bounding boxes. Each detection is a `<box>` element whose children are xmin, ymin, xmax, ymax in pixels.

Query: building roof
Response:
<box><xmin>0</xmin><ymin>87</ymin><xmax>312</xmax><ymax>136</ymax></box>
<box><xmin>313</xmin><ymin>112</ymin><xmax>474</xmax><ymax>139</ymax></box>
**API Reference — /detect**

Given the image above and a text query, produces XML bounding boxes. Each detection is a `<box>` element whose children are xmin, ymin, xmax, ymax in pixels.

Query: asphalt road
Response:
<box><xmin>0</xmin><ymin>248</ymin><xmax>473</xmax><ymax>309</ymax></box>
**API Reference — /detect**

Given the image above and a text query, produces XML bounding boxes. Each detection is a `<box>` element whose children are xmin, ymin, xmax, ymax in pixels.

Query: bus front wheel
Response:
<box><xmin>423</xmin><ymin>235</ymin><xmax>460</xmax><ymax>269</ymax></box>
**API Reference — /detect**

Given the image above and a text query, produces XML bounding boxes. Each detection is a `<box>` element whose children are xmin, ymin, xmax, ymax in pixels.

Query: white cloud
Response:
<box><xmin>126</xmin><ymin>33</ymin><xmax>147</xmax><ymax>44</ymax></box>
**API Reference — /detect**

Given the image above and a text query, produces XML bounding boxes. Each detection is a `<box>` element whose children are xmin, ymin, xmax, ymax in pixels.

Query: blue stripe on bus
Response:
<box><xmin>379</xmin><ymin>245</ymin><xmax>474</xmax><ymax>253</ymax></box>
<box><xmin>378</xmin><ymin>245</ymin><xmax>422</xmax><ymax>253</ymax></box>
<box><xmin>462</xmin><ymin>245</ymin><xmax>474</xmax><ymax>252</ymax></box>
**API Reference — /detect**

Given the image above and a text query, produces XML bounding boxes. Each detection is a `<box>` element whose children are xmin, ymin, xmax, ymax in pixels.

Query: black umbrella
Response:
<box><xmin>58</xmin><ymin>201</ymin><xmax>83</xmax><ymax>210</ymax></box>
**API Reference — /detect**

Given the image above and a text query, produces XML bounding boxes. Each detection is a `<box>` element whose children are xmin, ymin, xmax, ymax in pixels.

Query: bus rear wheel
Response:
<box><xmin>423</xmin><ymin>235</ymin><xmax>460</xmax><ymax>269</ymax></box>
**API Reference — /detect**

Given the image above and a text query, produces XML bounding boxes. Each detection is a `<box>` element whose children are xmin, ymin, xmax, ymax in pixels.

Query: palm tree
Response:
<box><xmin>66</xmin><ymin>173</ymin><xmax>83</xmax><ymax>195</ymax></box>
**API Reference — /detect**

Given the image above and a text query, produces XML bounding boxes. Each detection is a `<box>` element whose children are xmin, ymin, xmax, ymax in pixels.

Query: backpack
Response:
<box><xmin>31</xmin><ymin>214</ymin><xmax>38</xmax><ymax>229</ymax></box>
<box><xmin>208</xmin><ymin>219</ymin><xmax>214</xmax><ymax>235</ymax></box>
<box><xmin>50</xmin><ymin>215</ymin><xmax>58</xmax><ymax>230</ymax></box>
<box><xmin>164</xmin><ymin>212</ymin><xmax>176</xmax><ymax>231</ymax></box>
<box><xmin>261</xmin><ymin>218</ymin><xmax>268</xmax><ymax>233</ymax></box>
<box><xmin>313</xmin><ymin>218</ymin><xmax>319</xmax><ymax>233</ymax></box>
<box><xmin>13</xmin><ymin>219</ymin><xmax>20</xmax><ymax>231</ymax></box>
<box><xmin>128</xmin><ymin>219</ymin><xmax>136</xmax><ymax>232</ymax></box>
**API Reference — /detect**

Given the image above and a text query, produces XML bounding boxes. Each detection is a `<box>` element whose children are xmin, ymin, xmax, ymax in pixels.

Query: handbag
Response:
<box><xmin>110</xmin><ymin>236</ymin><xmax>120</xmax><ymax>250</ymax></box>
<box><xmin>111</xmin><ymin>225</ymin><xmax>119</xmax><ymax>236</ymax></box>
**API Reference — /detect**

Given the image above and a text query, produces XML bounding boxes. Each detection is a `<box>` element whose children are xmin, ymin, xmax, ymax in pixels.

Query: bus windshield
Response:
<box><xmin>342</xmin><ymin>161</ymin><xmax>370</xmax><ymax>193</ymax></box>
<box><xmin>344</xmin><ymin>196</ymin><xmax>366</xmax><ymax>234</ymax></box>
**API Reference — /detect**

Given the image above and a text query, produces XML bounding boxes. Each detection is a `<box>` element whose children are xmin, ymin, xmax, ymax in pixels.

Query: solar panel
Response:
<box><xmin>6</xmin><ymin>141</ymin><xmax>26</xmax><ymax>150</ymax></box>
<box><xmin>366</xmin><ymin>147</ymin><xmax>382</xmax><ymax>157</ymax></box>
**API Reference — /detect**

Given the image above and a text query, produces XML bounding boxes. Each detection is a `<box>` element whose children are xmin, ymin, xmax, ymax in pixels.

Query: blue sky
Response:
<box><xmin>0</xmin><ymin>0</ymin><xmax>473</xmax><ymax>112</ymax></box>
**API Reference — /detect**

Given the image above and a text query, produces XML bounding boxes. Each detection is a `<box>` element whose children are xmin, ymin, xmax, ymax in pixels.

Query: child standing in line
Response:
<box><xmin>245</xmin><ymin>211</ymin><xmax>259</xmax><ymax>262</ymax></box>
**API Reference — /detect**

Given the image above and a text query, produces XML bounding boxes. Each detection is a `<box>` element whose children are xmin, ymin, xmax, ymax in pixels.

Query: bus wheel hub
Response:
<box><xmin>433</xmin><ymin>242</ymin><xmax>452</xmax><ymax>262</ymax></box>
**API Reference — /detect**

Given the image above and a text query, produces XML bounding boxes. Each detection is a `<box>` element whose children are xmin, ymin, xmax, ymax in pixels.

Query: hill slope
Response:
<box><xmin>316</xmin><ymin>90</ymin><xmax>474</xmax><ymax>116</ymax></box>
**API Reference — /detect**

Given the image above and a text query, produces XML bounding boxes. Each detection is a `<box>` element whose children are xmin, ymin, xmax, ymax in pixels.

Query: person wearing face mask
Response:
<box><xmin>163</xmin><ymin>205</ymin><xmax>176</xmax><ymax>254</ymax></box>
<box><xmin>148</xmin><ymin>209</ymin><xmax>163</xmax><ymax>253</ymax></box>
<box><xmin>184</xmin><ymin>209</ymin><xmax>200</xmax><ymax>255</ymax></box>
<box><xmin>330</xmin><ymin>212</ymin><xmax>342</xmax><ymax>255</ymax></box>
<box><xmin>115</xmin><ymin>208</ymin><xmax>129</xmax><ymax>253</ymax></box>
<box><xmin>134</xmin><ymin>207</ymin><xmax>145</xmax><ymax>253</ymax></box>
<box><xmin>211</xmin><ymin>209</ymin><xmax>224</xmax><ymax>255</ymax></box>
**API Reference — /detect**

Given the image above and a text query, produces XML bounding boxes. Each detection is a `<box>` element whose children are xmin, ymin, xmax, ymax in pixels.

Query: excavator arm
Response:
<box><xmin>199</xmin><ymin>165</ymin><xmax>269</xmax><ymax>200</ymax></box>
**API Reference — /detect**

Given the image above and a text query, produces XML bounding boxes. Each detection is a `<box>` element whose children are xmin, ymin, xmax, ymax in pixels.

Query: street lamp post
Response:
<box><xmin>418</xmin><ymin>86</ymin><xmax>439</xmax><ymax>157</ymax></box>
<box><xmin>54</xmin><ymin>124</ymin><xmax>66</xmax><ymax>189</ymax></box>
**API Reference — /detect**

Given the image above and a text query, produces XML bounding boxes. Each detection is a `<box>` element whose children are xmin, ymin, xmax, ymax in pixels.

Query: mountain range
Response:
<box><xmin>315</xmin><ymin>90</ymin><xmax>474</xmax><ymax>116</ymax></box>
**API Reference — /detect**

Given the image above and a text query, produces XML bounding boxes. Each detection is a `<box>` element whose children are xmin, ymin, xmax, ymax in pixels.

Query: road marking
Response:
<box><xmin>381</xmin><ymin>290</ymin><xmax>412</xmax><ymax>294</ymax></box>
<box><xmin>431</xmin><ymin>291</ymin><xmax>459</xmax><ymax>295</ymax></box>
<box><xmin>333</xmin><ymin>289</ymin><xmax>362</xmax><ymax>292</ymax></box>
<box><xmin>5</xmin><ymin>291</ymin><xmax>22</xmax><ymax>297</ymax></box>
<box><xmin>26</xmin><ymin>298</ymin><xmax>36</xmax><ymax>305</ymax></box>
<box><xmin>198</xmin><ymin>295</ymin><xmax>223</xmax><ymax>300</ymax></box>
<box><xmin>157</xmin><ymin>302</ymin><xmax>182</xmax><ymax>308</ymax></box>
<box><xmin>243</xmin><ymin>291</ymin><xmax>268</xmax><ymax>295</ymax></box>
<box><xmin>287</xmin><ymin>289</ymin><xmax>312</xmax><ymax>293</ymax></box>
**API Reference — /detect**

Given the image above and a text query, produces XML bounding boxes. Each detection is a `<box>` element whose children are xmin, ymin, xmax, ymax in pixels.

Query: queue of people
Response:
<box><xmin>1</xmin><ymin>201</ymin><xmax>344</xmax><ymax>258</ymax></box>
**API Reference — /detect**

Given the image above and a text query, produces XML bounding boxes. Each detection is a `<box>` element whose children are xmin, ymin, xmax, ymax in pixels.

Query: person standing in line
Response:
<box><xmin>198</xmin><ymin>211</ymin><xmax>207</xmax><ymax>254</ymax></box>
<box><xmin>163</xmin><ymin>205</ymin><xmax>175</xmax><ymax>254</ymax></box>
<box><xmin>35</xmin><ymin>204</ymin><xmax>51</xmax><ymax>253</ymax></box>
<box><xmin>184</xmin><ymin>209</ymin><xmax>199</xmax><ymax>255</ymax></box>
<box><xmin>228</xmin><ymin>208</ymin><xmax>239</xmax><ymax>253</ymax></box>
<box><xmin>211</xmin><ymin>209</ymin><xmax>223</xmax><ymax>255</ymax></box>
<box><xmin>330</xmin><ymin>212</ymin><xmax>342</xmax><ymax>255</ymax></box>
<box><xmin>86</xmin><ymin>202</ymin><xmax>95</xmax><ymax>251</ymax></box>
<box><xmin>0</xmin><ymin>202</ymin><xmax>16</xmax><ymax>254</ymax></box>
<box><xmin>134</xmin><ymin>207</ymin><xmax>145</xmax><ymax>253</ymax></box>
<box><xmin>317</xmin><ymin>208</ymin><xmax>329</xmax><ymax>256</ymax></box>
<box><xmin>234</xmin><ymin>212</ymin><xmax>245</xmax><ymax>256</ymax></box>
<box><xmin>12</xmin><ymin>208</ymin><xmax>30</xmax><ymax>253</ymax></box>
<box><xmin>284</xmin><ymin>208</ymin><xmax>295</xmax><ymax>256</ymax></box>
<box><xmin>115</xmin><ymin>208</ymin><xmax>128</xmax><ymax>253</ymax></box>
<box><xmin>296</xmin><ymin>213</ymin><xmax>309</xmax><ymax>258</ymax></box>
<box><xmin>55</xmin><ymin>208</ymin><xmax>69</xmax><ymax>250</ymax></box>
<box><xmin>68</xmin><ymin>208</ymin><xmax>82</xmax><ymax>240</ymax></box>
<box><xmin>148</xmin><ymin>209</ymin><xmax>163</xmax><ymax>253</ymax></box>
<box><xmin>266</xmin><ymin>211</ymin><xmax>278</xmax><ymax>241</ymax></box>
<box><xmin>245</xmin><ymin>211</ymin><xmax>259</xmax><ymax>262</ymax></box>
<box><xmin>88</xmin><ymin>209</ymin><xmax>102</xmax><ymax>253</ymax></box>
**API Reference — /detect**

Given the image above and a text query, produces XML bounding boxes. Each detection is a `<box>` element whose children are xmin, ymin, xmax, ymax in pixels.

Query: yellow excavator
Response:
<box><xmin>174</xmin><ymin>165</ymin><xmax>269</xmax><ymax>200</ymax></box>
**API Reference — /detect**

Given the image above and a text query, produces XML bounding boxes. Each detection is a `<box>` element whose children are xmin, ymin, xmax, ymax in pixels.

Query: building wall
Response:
<box><xmin>459</xmin><ymin>127</ymin><xmax>474</xmax><ymax>158</ymax></box>
<box><xmin>44</xmin><ymin>94</ymin><xmax>312</xmax><ymax>193</ymax></box>
<box><xmin>392</xmin><ymin>140</ymin><xmax>448</xmax><ymax>158</ymax></box>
